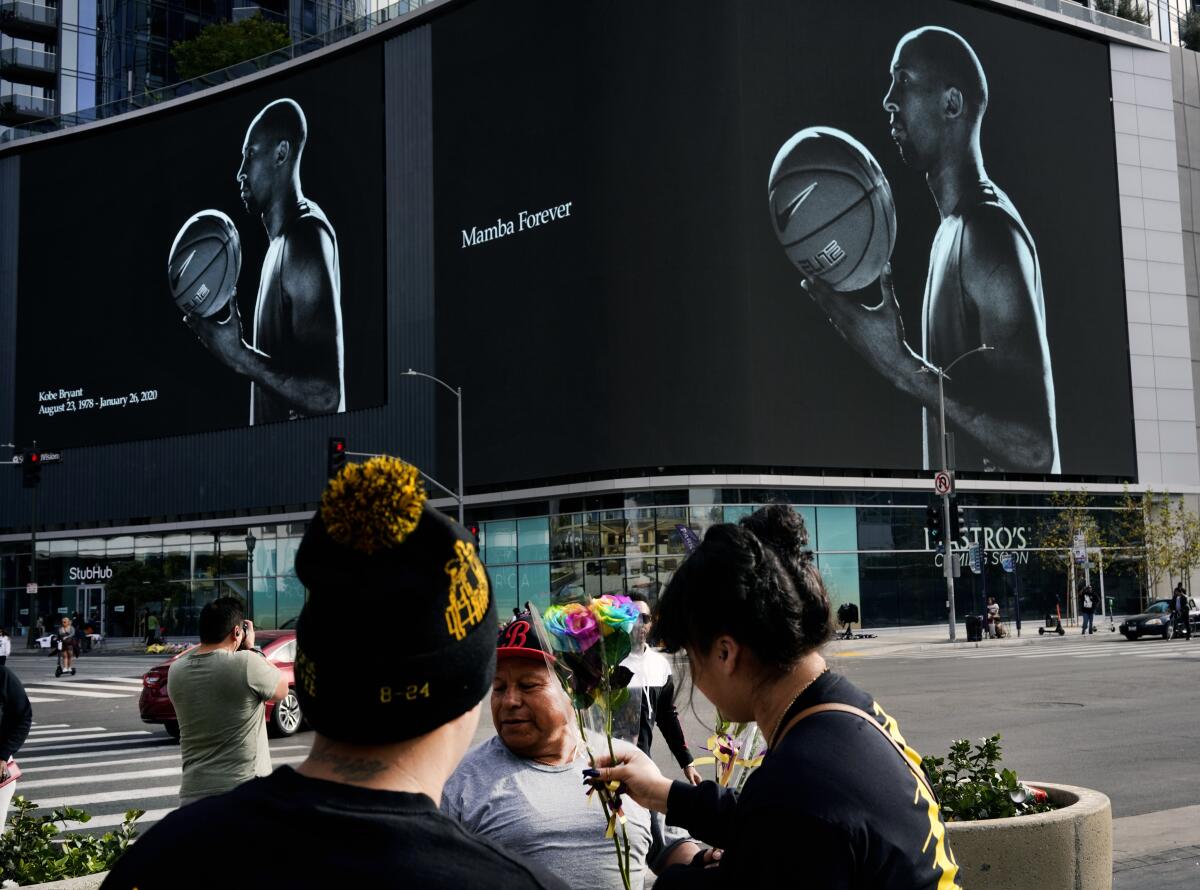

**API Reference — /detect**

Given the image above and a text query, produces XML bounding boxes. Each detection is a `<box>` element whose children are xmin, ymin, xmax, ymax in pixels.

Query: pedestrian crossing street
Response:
<box><xmin>889</xmin><ymin>638</ymin><xmax>1200</xmax><ymax>662</ymax></box>
<box><xmin>21</xmin><ymin>675</ymin><xmax>145</xmax><ymax>704</ymax></box>
<box><xmin>12</xmin><ymin>721</ymin><xmax>309</xmax><ymax>835</ymax></box>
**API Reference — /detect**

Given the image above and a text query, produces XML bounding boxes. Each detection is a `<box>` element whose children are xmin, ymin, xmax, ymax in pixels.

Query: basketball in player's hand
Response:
<box><xmin>769</xmin><ymin>127</ymin><xmax>896</xmax><ymax>293</ymax></box>
<box><xmin>168</xmin><ymin>210</ymin><xmax>242</xmax><ymax>318</ymax></box>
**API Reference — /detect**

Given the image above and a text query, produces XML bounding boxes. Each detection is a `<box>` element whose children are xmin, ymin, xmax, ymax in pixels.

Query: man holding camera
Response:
<box><xmin>168</xmin><ymin>596</ymin><xmax>288</xmax><ymax>805</ymax></box>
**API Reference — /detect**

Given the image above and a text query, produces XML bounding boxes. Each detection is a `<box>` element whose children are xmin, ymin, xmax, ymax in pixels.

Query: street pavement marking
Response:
<box><xmin>28</xmin><ymin>727</ymin><xmax>109</xmax><ymax>736</ymax></box>
<box><xmin>33</xmin><ymin>680</ymin><xmax>145</xmax><ymax>694</ymax></box>
<box><xmin>27</xmin><ymin>697</ymin><xmax>64</xmax><ymax>704</ymax></box>
<box><xmin>33</xmin><ymin>757</ymin><xmax>309</xmax><ymax>809</ymax></box>
<box><xmin>23</xmin><ymin>730</ymin><xmax>153</xmax><ymax>746</ymax></box>
<box><xmin>79</xmin><ymin>677</ymin><xmax>144</xmax><ymax>684</ymax></box>
<box><xmin>830</xmin><ymin>651</ymin><xmax>864</xmax><ymax>657</ymax></box>
<box><xmin>33</xmin><ymin>784</ymin><xmax>180</xmax><ymax>808</ymax></box>
<box><xmin>21</xmin><ymin>767</ymin><xmax>185</xmax><ymax>790</ymax></box>
<box><xmin>29</xmin><ymin>724</ymin><xmax>71</xmax><ymax>730</ymax></box>
<box><xmin>19</xmin><ymin>745</ymin><xmax>309</xmax><ymax>775</ymax></box>
<box><xmin>19</xmin><ymin>741</ymin><xmax>184</xmax><ymax>764</ymax></box>
<box><xmin>22</xmin><ymin>686</ymin><xmax>126</xmax><ymax>699</ymax></box>
<box><xmin>21</xmin><ymin>755</ymin><xmax>183</xmax><ymax>775</ymax></box>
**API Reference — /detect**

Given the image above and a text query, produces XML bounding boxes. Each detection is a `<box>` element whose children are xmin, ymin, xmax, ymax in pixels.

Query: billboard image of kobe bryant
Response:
<box><xmin>13</xmin><ymin>44</ymin><xmax>385</xmax><ymax>449</ymax></box>
<box><xmin>432</xmin><ymin>0</ymin><xmax>1136</xmax><ymax>486</ymax></box>
<box><xmin>768</xmin><ymin>28</ymin><xmax>1059</xmax><ymax>475</ymax></box>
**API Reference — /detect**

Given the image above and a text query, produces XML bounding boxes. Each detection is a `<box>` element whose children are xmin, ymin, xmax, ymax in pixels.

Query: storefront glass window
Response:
<box><xmin>490</xmin><ymin>565</ymin><xmax>518</xmax><ymax>614</ymax></box>
<box><xmin>486</xmin><ymin>520</ymin><xmax>517</xmax><ymax>565</ymax></box>
<box><xmin>163</xmin><ymin>534</ymin><xmax>190</xmax><ymax>581</ymax></box>
<box><xmin>218</xmin><ymin>530</ymin><xmax>248</xmax><ymax>578</ymax></box>
<box><xmin>815</xmin><ymin>507</ymin><xmax>854</xmax><ymax>551</ymax></box>
<box><xmin>519</xmin><ymin>563</ymin><xmax>551</xmax><ymax>614</ymax></box>
<box><xmin>517</xmin><ymin>517</ymin><xmax>549</xmax><ymax>563</ymax></box>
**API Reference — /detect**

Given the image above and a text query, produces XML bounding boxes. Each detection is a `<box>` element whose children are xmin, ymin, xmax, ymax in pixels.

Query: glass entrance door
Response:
<box><xmin>77</xmin><ymin>585</ymin><xmax>105</xmax><ymax>636</ymax></box>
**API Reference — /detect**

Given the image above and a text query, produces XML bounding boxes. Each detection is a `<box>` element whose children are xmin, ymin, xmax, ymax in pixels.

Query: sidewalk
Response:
<box><xmin>1112</xmin><ymin>806</ymin><xmax>1200</xmax><ymax>888</ymax></box>
<box><xmin>11</xmin><ymin>635</ymin><xmax>200</xmax><ymax>657</ymax></box>
<box><xmin>823</xmin><ymin>620</ymin><xmax>1088</xmax><ymax>658</ymax></box>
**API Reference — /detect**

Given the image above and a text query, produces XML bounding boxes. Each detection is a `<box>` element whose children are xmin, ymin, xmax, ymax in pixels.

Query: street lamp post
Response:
<box><xmin>919</xmin><ymin>344</ymin><xmax>994</xmax><ymax>642</ymax></box>
<box><xmin>245</xmin><ymin>531</ymin><xmax>257</xmax><ymax>620</ymax></box>
<box><xmin>401</xmin><ymin>370</ymin><xmax>464</xmax><ymax>525</ymax></box>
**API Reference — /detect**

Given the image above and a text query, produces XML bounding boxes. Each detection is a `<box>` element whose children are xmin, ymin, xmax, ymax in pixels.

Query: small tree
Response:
<box><xmin>1171</xmin><ymin>500</ymin><xmax>1200</xmax><ymax>592</ymax></box>
<box><xmin>1183</xmin><ymin>12</ymin><xmax>1200</xmax><ymax>54</ymax></box>
<box><xmin>170</xmin><ymin>15</ymin><xmax>291</xmax><ymax>82</ymax></box>
<box><xmin>1035</xmin><ymin>489</ymin><xmax>1110</xmax><ymax>617</ymax></box>
<box><xmin>1114</xmin><ymin>488</ymin><xmax>1176</xmax><ymax>606</ymax></box>
<box><xmin>1094</xmin><ymin>0</ymin><xmax>1152</xmax><ymax>26</ymax></box>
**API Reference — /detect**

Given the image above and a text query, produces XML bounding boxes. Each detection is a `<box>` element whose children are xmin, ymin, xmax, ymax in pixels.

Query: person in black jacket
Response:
<box><xmin>596</xmin><ymin>504</ymin><xmax>962</xmax><ymax>889</ymax></box>
<box><xmin>0</xmin><ymin>667</ymin><xmax>33</xmax><ymax>833</ymax></box>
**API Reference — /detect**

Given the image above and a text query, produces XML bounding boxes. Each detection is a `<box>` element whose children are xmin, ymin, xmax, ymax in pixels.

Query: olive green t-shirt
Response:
<box><xmin>169</xmin><ymin>648</ymin><xmax>281</xmax><ymax>803</ymax></box>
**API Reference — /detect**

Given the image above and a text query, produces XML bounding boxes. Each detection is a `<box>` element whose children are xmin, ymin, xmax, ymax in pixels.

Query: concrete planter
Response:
<box><xmin>945</xmin><ymin>782</ymin><xmax>1111</xmax><ymax>890</ymax></box>
<box><xmin>16</xmin><ymin>873</ymin><xmax>106</xmax><ymax>889</ymax></box>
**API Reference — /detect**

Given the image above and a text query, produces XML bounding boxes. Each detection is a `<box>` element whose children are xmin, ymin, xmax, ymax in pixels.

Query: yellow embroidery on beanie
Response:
<box><xmin>320</xmin><ymin>456</ymin><xmax>427</xmax><ymax>554</ymax></box>
<box><xmin>445</xmin><ymin>540</ymin><xmax>490</xmax><ymax>640</ymax></box>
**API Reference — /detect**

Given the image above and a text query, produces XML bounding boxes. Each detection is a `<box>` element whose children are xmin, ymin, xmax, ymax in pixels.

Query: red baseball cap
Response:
<box><xmin>496</xmin><ymin>611</ymin><xmax>556</xmax><ymax>663</ymax></box>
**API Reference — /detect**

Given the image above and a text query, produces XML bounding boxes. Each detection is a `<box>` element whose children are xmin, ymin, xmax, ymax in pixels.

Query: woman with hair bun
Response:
<box><xmin>596</xmin><ymin>504</ymin><xmax>961</xmax><ymax>889</ymax></box>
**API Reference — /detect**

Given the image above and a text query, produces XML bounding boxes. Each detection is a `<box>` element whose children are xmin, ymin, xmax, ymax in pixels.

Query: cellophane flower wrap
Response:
<box><xmin>534</xmin><ymin>594</ymin><xmax>639</xmax><ymax>890</ymax></box>
<box><xmin>693</xmin><ymin>717</ymin><xmax>765</xmax><ymax>790</ymax></box>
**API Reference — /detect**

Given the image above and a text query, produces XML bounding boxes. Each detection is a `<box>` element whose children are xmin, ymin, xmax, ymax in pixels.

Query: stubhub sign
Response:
<box><xmin>68</xmin><ymin>564</ymin><xmax>113</xmax><ymax>583</ymax></box>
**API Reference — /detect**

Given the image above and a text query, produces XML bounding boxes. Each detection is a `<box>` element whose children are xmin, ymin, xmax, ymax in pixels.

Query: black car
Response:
<box><xmin>1120</xmin><ymin>598</ymin><xmax>1198</xmax><ymax>641</ymax></box>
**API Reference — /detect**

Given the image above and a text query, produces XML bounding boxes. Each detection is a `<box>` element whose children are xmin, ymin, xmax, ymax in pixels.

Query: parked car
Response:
<box><xmin>1120</xmin><ymin>598</ymin><xmax>1199</xmax><ymax>641</ymax></box>
<box><xmin>139</xmin><ymin>630</ymin><xmax>304</xmax><ymax>739</ymax></box>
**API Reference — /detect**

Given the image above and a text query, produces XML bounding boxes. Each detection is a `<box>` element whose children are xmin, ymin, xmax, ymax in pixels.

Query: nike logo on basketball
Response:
<box><xmin>173</xmin><ymin>249</ymin><xmax>196</xmax><ymax>286</ymax></box>
<box><xmin>775</xmin><ymin>182</ymin><xmax>818</xmax><ymax>231</ymax></box>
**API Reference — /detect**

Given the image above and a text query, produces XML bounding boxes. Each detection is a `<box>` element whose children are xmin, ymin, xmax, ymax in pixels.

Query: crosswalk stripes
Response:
<box><xmin>11</xmin><ymin>721</ymin><xmax>310</xmax><ymax>837</ymax></box>
<box><xmin>20</xmin><ymin>675</ymin><xmax>145</xmax><ymax>704</ymax></box>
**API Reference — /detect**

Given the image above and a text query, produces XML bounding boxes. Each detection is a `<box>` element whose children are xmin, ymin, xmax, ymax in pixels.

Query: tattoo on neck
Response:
<box><xmin>308</xmin><ymin>746</ymin><xmax>387</xmax><ymax>781</ymax></box>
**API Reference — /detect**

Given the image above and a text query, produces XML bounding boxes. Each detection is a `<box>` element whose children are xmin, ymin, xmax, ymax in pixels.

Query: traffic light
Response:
<box><xmin>327</xmin><ymin>437</ymin><xmax>347</xmax><ymax>478</ymax></box>
<box><xmin>948</xmin><ymin>499</ymin><xmax>969</xmax><ymax>544</ymax></box>
<box><xmin>21</xmin><ymin>447</ymin><xmax>41</xmax><ymax>488</ymax></box>
<box><xmin>927</xmin><ymin>504</ymin><xmax>944</xmax><ymax>552</ymax></box>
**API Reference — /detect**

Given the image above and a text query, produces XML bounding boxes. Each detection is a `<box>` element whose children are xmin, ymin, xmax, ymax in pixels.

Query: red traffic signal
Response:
<box><xmin>327</xmin><ymin>437</ymin><xmax>347</xmax><ymax>478</ymax></box>
<box><xmin>22</xmin><ymin>447</ymin><xmax>42</xmax><ymax>488</ymax></box>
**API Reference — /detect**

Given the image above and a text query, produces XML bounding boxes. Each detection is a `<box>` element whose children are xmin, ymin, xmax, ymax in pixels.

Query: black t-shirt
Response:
<box><xmin>658</xmin><ymin>672</ymin><xmax>962</xmax><ymax>889</ymax></box>
<box><xmin>101</xmin><ymin>767</ymin><xmax>566</xmax><ymax>890</ymax></box>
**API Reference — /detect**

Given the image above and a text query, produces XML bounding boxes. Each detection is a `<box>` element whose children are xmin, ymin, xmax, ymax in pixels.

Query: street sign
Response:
<box><xmin>10</xmin><ymin>451</ymin><xmax>63</xmax><ymax>464</ymax></box>
<box><xmin>114</xmin><ymin>605</ymin><xmax>126</xmax><ymax>613</ymax></box>
<box><xmin>1000</xmin><ymin>552</ymin><xmax>1015</xmax><ymax>573</ymax></box>
<box><xmin>56</xmin><ymin>606</ymin><xmax>68</xmax><ymax>614</ymax></box>
<box><xmin>933</xmin><ymin>471</ymin><xmax>954</xmax><ymax>496</ymax></box>
<box><xmin>1072</xmin><ymin>531</ymin><xmax>1086</xmax><ymax>563</ymax></box>
<box><xmin>969</xmin><ymin>543</ymin><xmax>982</xmax><ymax>574</ymax></box>
<box><xmin>25</xmin><ymin>583</ymin><xmax>37</xmax><ymax>594</ymax></box>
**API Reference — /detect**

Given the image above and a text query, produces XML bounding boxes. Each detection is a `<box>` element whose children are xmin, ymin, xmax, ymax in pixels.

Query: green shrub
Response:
<box><xmin>0</xmin><ymin>796</ymin><xmax>144</xmax><ymax>885</ymax></box>
<box><xmin>921</xmin><ymin>734</ymin><xmax>1055</xmax><ymax>822</ymax></box>
<box><xmin>1094</xmin><ymin>0</ymin><xmax>1153</xmax><ymax>27</ymax></box>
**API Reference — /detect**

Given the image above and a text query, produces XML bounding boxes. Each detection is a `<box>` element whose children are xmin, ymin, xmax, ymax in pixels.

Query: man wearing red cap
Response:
<box><xmin>442</xmin><ymin>612</ymin><xmax>702</xmax><ymax>890</ymax></box>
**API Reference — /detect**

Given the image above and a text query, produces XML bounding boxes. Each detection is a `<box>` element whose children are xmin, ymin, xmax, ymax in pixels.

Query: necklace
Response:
<box><xmin>766</xmin><ymin>665</ymin><xmax>829</xmax><ymax>749</ymax></box>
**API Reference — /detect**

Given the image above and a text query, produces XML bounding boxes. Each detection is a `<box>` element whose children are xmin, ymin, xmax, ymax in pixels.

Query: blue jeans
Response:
<box><xmin>1081</xmin><ymin>611</ymin><xmax>1094</xmax><ymax>634</ymax></box>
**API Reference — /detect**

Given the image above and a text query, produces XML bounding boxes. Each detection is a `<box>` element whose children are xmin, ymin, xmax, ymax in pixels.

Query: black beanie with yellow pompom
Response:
<box><xmin>293</xmin><ymin>456</ymin><xmax>496</xmax><ymax>744</ymax></box>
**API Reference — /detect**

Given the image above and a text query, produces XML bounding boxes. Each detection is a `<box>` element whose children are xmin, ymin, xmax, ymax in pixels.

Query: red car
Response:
<box><xmin>139</xmin><ymin>631</ymin><xmax>304</xmax><ymax>739</ymax></box>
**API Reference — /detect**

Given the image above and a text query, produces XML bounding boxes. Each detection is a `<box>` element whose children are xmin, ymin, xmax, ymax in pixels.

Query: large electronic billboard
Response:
<box><xmin>12</xmin><ymin>43</ymin><xmax>386</xmax><ymax>448</ymax></box>
<box><xmin>432</xmin><ymin>0</ymin><xmax>1136</xmax><ymax>484</ymax></box>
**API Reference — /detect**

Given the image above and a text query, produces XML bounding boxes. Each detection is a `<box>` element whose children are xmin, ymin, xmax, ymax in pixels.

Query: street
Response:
<box><xmin>3</xmin><ymin>633</ymin><xmax>1196</xmax><ymax>887</ymax></box>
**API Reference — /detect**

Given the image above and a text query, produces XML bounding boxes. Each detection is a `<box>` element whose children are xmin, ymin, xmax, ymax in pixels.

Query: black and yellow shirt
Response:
<box><xmin>660</xmin><ymin>672</ymin><xmax>962</xmax><ymax>889</ymax></box>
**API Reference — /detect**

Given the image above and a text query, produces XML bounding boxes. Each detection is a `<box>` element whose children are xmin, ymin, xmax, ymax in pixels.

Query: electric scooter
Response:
<box><xmin>53</xmin><ymin>637</ymin><xmax>76</xmax><ymax>677</ymax></box>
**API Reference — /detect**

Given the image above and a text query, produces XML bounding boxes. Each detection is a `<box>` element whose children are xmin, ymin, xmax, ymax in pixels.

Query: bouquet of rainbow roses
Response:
<box><xmin>534</xmin><ymin>593</ymin><xmax>641</xmax><ymax>890</ymax></box>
